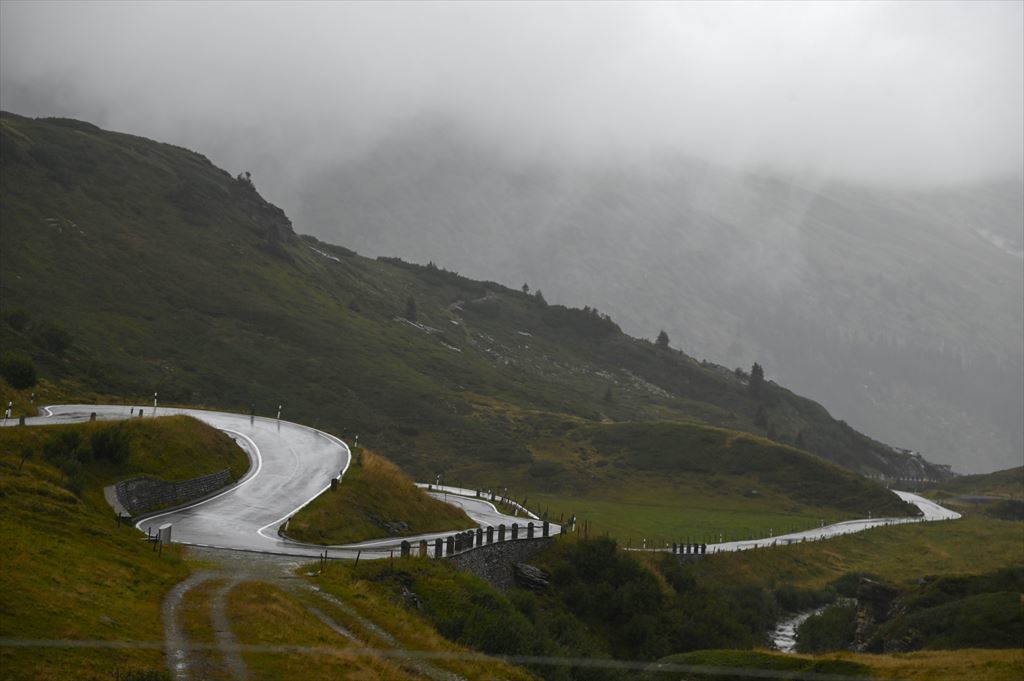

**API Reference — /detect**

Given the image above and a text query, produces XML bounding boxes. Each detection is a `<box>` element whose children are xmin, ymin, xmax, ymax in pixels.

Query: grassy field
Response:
<box><xmin>284</xmin><ymin>448</ymin><xmax>473</xmax><ymax>544</ymax></box>
<box><xmin>679</xmin><ymin>516</ymin><xmax>1024</xmax><ymax>591</ymax></box>
<box><xmin>647</xmin><ymin>648</ymin><xmax>1024</xmax><ymax>681</ymax></box>
<box><xmin>469</xmin><ymin>417</ymin><xmax>916</xmax><ymax>544</ymax></box>
<box><xmin>224</xmin><ymin>581</ymin><xmax>415</xmax><ymax>680</ymax></box>
<box><xmin>531</xmin><ymin>485</ymin><xmax>857</xmax><ymax>545</ymax></box>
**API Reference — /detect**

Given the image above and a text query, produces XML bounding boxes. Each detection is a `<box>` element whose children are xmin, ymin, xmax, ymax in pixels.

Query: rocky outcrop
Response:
<box><xmin>512</xmin><ymin>563</ymin><xmax>551</xmax><ymax>592</ymax></box>
<box><xmin>852</xmin><ymin>577</ymin><xmax>907</xmax><ymax>652</ymax></box>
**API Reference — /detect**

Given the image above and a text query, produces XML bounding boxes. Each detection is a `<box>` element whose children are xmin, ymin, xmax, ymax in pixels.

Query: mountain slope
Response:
<box><xmin>0</xmin><ymin>113</ymin><xmax>945</xmax><ymax>518</ymax></box>
<box><xmin>292</xmin><ymin>120</ymin><xmax>1023</xmax><ymax>473</ymax></box>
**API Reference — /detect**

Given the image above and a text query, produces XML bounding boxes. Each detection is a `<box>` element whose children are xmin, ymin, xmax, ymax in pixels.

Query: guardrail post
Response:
<box><xmin>446</xmin><ymin>535</ymin><xmax>455</xmax><ymax>555</ymax></box>
<box><xmin>475</xmin><ymin>528</ymin><xmax>483</xmax><ymax>546</ymax></box>
<box><xmin>498</xmin><ymin>524</ymin><xmax>506</xmax><ymax>542</ymax></box>
<box><xmin>419</xmin><ymin>540</ymin><xmax>428</xmax><ymax>557</ymax></box>
<box><xmin>434</xmin><ymin>538</ymin><xmax>443</xmax><ymax>558</ymax></box>
<box><xmin>542</xmin><ymin>520</ymin><xmax>549</xmax><ymax>537</ymax></box>
<box><xmin>527</xmin><ymin>522</ymin><xmax>535</xmax><ymax>539</ymax></box>
<box><xmin>486</xmin><ymin>526</ymin><xmax>494</xmax><ymax>544</ymax></box>
<box><xmin>400</xmin><ymin>540</ymin><xmax>410</xmax><ymax>558</ymax></box>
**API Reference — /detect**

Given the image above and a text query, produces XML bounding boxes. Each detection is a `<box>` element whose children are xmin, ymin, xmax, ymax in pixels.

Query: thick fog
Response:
<box><xmin>2</xmin><ymin>0</ymin><xmax>1022</xmax><ymax>199</ymax></box>
<box><xmin>2</xmin><ymin>2</ymin><xmax>1022</xmax><ymax>473</ymax></box>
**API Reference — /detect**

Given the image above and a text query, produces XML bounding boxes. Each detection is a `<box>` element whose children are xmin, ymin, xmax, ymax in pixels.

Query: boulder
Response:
<box><xmin>512</xmin><ymin>563</ymin><xmax>550</xmax><ymax>592</ymax></box>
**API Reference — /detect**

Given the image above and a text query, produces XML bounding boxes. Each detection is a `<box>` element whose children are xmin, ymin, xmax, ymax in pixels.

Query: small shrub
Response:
<box><xmin>795</xmin><ymin>603</ymin><xmax>858</xmax><ymax>653</ymax></box>
<box><xmin>91</xmin><ymin>424</ymin><xmax>130</xmax><ymax>465</ymax></box>
<box><xmin>0</xmin><ymin>351</ymin><xmax>37</xmax><ymax>389</ymax></box>
<box><xmin>33</xmin><ymin>322</ymin><xmax>73</xmax><ymax>354</ymax></box>
<box><xmin>528</xmin><ymin>460</ymin><xmax>564</xmax><ymax>478</ymax></box>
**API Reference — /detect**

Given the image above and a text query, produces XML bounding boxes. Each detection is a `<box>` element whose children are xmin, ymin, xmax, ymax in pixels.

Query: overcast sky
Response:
<box><xmin>2</xmin><ymin>0</ymin><xmax>1022</xmax><ymax>190</ymax></box>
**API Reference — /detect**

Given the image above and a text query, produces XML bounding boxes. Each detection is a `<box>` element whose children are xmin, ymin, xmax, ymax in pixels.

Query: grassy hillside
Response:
<box><xmin>927</xmin><ymin>466</ymin><xmax>1023</xmax><ymax>499</ymax></box>
<box><xmin>0</xmin><ymin>112</ymin><xmax>946</xmax><ymax>499</ymax></box>
<box><xmin>647</xmin><ymin>649</ymin><xmax>1024</xmax><ymax>681</ymax></box>
<box><xmin>295</xmin><ymin>124</ymin><xmax>1024</xmax><ymax>474</ymax></box>
<box><xmin>0</xmin><ymin>411</ymin><xmax>248</xmax><ymax>503</ymax></box>
<box><xmin>498</xmin><ymin>420</ymin><xmax>917</xmax><ymax>541</ymax></box>
<box><xmin>325</xmin><ymin>528</ymin><xmax>1023</xmax><ymax>680</ymax></box>
<box><xmin>924</xmin><ymin>467</ymin><xmax>1024</xmax><ymax>520</ymax></box>
<box><xmin>0</xmin><ymin>417</ymin><xmax>534</xmax><ymax>681</ymax></box>
<box><xmin>675</xmin><ymin>516</ymin><xmax>1024</xmax><ymax>592</ymax></box>
<box><xmin>0</xmin><ymin>419</ymin><xmax>209</xmax><ymax>679</ymax></box>
<box><xmin>795</xmin><ymin>567</ymin><xmax>1024</xmax><ymax>654</ymax></box>
<box><xmin>285</xmin><ymin>448</ymin><xmax>473</xmax><ymax>544</ymax></box>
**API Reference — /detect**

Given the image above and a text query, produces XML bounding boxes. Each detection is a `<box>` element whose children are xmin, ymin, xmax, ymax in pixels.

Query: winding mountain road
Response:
<box><xmin>19</xmin><ymin>404</ymin><xmax>537</xmax><ymax>559</ymax></box>
<box><xmin>641</xmin><ymin>489</ymin><xmax>960</xmax><ymax>555</ymax></box>
<box><xmin>13</xmin><ymin>404</ymin><xmax>954</xmax><ymax>560</ymax></box>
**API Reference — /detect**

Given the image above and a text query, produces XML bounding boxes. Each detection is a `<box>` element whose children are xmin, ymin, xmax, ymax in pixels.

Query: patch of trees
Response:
<box><xmin>526</xmin><ymin>538</ymin><xmax>780</xmax><ymax>663</ymax></box>
<box><xmin>541</xmin><ymin>305</ymin><xmax>621</xmax><ymax>338</ymax></box>
<box><xmin>749</xmin><ymin>362</ymin><xmax>765</xmax><ymax>399</ymax></box>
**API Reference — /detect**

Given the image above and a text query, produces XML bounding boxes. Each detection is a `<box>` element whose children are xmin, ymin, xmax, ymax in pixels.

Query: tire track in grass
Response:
<box><xmin>292</xmin><ymin>583</ymin><xmax>466</xmax><ymax>681</ymax></box>
<box><xmin>211</xmin><ymin>576</ymin><xmax>251</xmax><ymax>680</ymax></box>
<box><xmin>163</xmin><ymin>570</ymin><xmax>219</xmax><ymax>681</ymax></box>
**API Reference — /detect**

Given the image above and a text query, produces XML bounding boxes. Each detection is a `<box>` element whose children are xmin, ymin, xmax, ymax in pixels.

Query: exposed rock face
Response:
<box><xmin>512</xmin><ymin>563</ymin><xmax>550</xmax><ymax>592</ymax></box>
<box><xmin>399</xmin><ymin>585</ymin><xmax>422</xmax><ymax>610</ymax></box>
<box><xmin>852</xmin><ymin>577</ymin><xmax>907</xmax><ymax>652</ymax></box>
<box><xmin>381</xmin><ymin>520</ymin><xmax>410</xmax><ymax>535</ymax></box>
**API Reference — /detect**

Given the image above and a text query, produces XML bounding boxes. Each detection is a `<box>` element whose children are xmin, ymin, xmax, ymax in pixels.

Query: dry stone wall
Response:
<box><xmin>446</xmin><ymin>537</ymin><xmax>554</xmax><ymax>591</ymax></box>
<box><xmin>115</xmin><ymin>468</ymin><xmax>231</xmax><ymax>516</ymax></box>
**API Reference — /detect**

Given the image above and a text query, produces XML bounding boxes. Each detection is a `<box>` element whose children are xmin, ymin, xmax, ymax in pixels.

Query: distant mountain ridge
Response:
<box><xmin>292</xmin><ymin>120</ymin><xmax>1023</xmax><ymax>473</ymax></box>
<box><xmin>0</xmin><ymin>112</ymin><xmax>950</xmax><ymax>491</ymax></box>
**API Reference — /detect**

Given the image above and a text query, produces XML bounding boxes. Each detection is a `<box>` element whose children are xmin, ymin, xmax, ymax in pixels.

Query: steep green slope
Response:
<box><xmin>0</xmin><ymin>417</ymin><xmax>232</xmax><ymax>679</ymax></box>
<box><xmin>927</xmin><ymin>466</ymin><xmax>1023</xmax><ymax>499</ymax></box>
<box><xmin>0</xmin><ymin>113</ymin><xmax>943</xmax><ymax>510</ymax></box>
<box><xmin>924</xmin><ymin>466</ymin><xmax>1024</xmax><ymax>520</ymax></box>
<box><xmin>285</xmin><ymin>448</ymin><xmax>473</xmax><ymax>544</ymax></box>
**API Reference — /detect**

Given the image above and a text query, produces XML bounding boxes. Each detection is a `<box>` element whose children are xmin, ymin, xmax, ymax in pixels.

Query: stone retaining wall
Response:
<box><xmin>446</xmin><ymin>537</ymin><xmax>554</xmax><ymax>591</ymax></box>
<box><xmin>115</xmin><ymin>468</ymin><xmax>231</xmax><ymax>516</ymax></box>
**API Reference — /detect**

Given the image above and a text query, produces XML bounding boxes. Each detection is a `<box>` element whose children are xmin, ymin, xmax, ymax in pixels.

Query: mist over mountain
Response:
<box><xmin>295</xmin><ymin>120</ymin><xmax>1023</xmax><ymax>473</ymax></box>
<box><xmin>2</xmin><ymin>1</ymin><xmax>1021</xmax><ymax>473</ymax></box>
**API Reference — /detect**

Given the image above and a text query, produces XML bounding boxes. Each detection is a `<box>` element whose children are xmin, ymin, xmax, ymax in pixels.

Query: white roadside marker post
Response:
<box><xmin>153</xmin><ymin>392</ymin><xmax>158</xmax><ymax>417</ymax></box>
